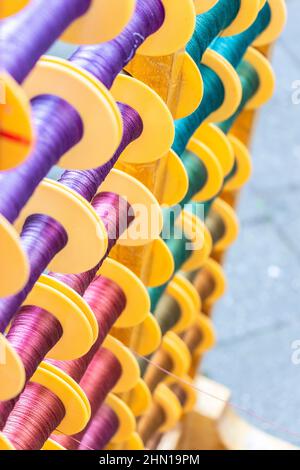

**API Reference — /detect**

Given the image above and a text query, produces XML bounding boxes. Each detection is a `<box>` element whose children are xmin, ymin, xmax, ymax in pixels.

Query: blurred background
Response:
<box><xmin>203</xmin><ymin>0</ymin><xmax>300</xmax><ymax>446</ymax></box>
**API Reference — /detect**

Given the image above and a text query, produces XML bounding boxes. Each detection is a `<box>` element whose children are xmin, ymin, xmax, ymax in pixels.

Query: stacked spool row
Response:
<box><xmin>131</xmin><ymin>0</ymin><xmax>286</xmax><ymax>449</ymax></box>
<box><xmin>0</xmin><ymin>0</ymin><xmax>286</xmax><ymax>450</ymax></box>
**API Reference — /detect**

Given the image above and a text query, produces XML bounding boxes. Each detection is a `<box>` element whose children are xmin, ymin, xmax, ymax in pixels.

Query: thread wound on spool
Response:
<box><xmin>218</xmin><ymin>60</ymin><xmax>260</xmax><ymax>134</ymax></box>
<box><xmin>0</xmin><ymin>203</ymin><xmax>130</xmax><ymax>390</ymax></box>
<box><xmin>70</xmin><ymin>0</ymin><xmax>165</xmax><ymax>89</ymax></box>
<box><xmin>0</xmin><ymin>0</ymin><xmax>92</xmax><ymax>83</ymax></box>
<box><xmin>0</xmin><ymin>0</ymin><xmax>279</xmax><ymax>452</ymax></box>
<box><xmin>187</xmin><ymin>0</ymin><xmax>240</xmax><ymax>64</ymax></box>
<box><xmin>0</xmin><ymin>214</ymin><xmax>68</xmax><ymax>333</ymax></box>
<box><xmin>78</xmin><ymin>404</ymin><xmax>119</xmax><ymax>451</ymax></box>
<box><xmin>154</xmin><ymin>295</ymin><xmax>182</xmax><ymax>336</ymax></box>
<box><xmin>1</xmin><ymin>276</ymin><xmax>125</xmax><ymax>446</ymax></box>
<box><xmin>2</xmin><ymin>382</ymin><xmax>66</xmax><ymax>450</ymax></box>
<box><xmin>53</xmin><ymin>348</ymin><xmax>121</xmax><ymax>450</ymax></box>
<box><xmin>57</xmin><ymin>103</ymin><xmax>143</xmax><ymax>201</ymax></box>
<box><xmin>0</xmin><ymin>194</ymin><xmax>133</xmax><ymax>429</ymax></box>
<box><xmin>173</xmin><ymin>2</ymin><xmax>271</xmax><ymax>157</ymax></box>
<box><xmin>0</xmin><ymin>307</ymin><xmax>63</xmax><ymax>428</ymax></box>
<box><xmin>0</xmin><ymin>104</ymin><xmax>140</xmax><ymax>332</ymax></box>
<box><xmin>0</xmin><ymin>96</ymin><xmax>83</xmax><ymax>223</ymax></box>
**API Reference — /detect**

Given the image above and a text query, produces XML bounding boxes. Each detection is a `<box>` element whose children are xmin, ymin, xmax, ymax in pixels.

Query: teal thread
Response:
<box><xmin>206</xmin><ymin>61</ymin><xmax>260</xmax><ymax>211</ymax></box>
<box><xmin>154</xmin><ymin>295</ymin><xmax>182</xmax><ymax>336</ymax></box>
<box><xmin>221</xmin><ymin>60</ymin><xmax>260</xmax><ymax>185</ymax></box>
<box><xmin>173</xmin><ymin>2</ymin><xmax>271</xmax><ymax>158</ymax></box>
<box><xmin>179</xmin><ymin>151</ymin><xmax>208</xmax><ymax>208</ymax></box>
<box><xmin>150</xmin><ymin>61</ymin><xmax>263</xmax><ymax>311</ymax></box>
<box><xmin>187</xmin><ymin>0</ymin><xmax>241</xmax><ymax>64</ymax></box>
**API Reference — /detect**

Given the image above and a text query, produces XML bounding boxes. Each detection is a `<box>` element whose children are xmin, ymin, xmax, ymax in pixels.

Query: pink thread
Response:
<box><xmin>2</xmin><ymin>382</ymin><xmax>65</xmax><ymax>450</ymax></box>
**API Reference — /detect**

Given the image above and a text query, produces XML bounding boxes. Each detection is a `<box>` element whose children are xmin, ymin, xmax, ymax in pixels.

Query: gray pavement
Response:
<box><xmin>203</xmin><ymin>0</ymin><xmax>300</xmax><ymax>446</ymax></box>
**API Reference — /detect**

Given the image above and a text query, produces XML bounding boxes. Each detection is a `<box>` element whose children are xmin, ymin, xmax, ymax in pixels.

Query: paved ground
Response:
<box><xmin>203</xmin><ymin>0</ymin><xmax>300</xmax><ymax>446</ymax></box>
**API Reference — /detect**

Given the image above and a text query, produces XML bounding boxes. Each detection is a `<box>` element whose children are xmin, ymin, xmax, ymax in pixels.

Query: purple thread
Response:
<box><xmin>0</xmin><ymin>195</ymin><xmax>131</xmax><ymax>430</ymax></box>
<box><xmin>0</xmin><ymin>96</ymin><xmax>84</xmax><ymax>224</ymax></box>
<box><xmin>57</xmin><ymin>102</ymin><xmax>143</xmax><ymax>201</ymax></box>
<box><xmin>70</xmin><ymin>0</ymin><xmax>165</xmax><ymax>88</ymax></box>
<box><xmin>0</xmin><ymin>0</ymin><xmax>160</xmax><ymax>224</ymax></box>
<box><xmin>0</xmin><ymin>307</ymin><xmax>63</xmax><ymax>429</ymax></box>
<box><xmin>8</xmin><ymin>307</ymin><xmax>63</xmax><ymax>380</ymax></box>
<box><xmin>1</xmin><ymin>277</ymin><xmax>124</xmax><ymax>441</ymax></box>
<box><xmin>46</xmin><ymin>276</ymin><xmax>126</xmax><ymax>384</ymax></box>
<box><xmin>0</xmin><ymin>0</ymin><xmax>164</xmax><ymax>86</ymax></box>
<box><xmin>0</xmin><ymin>191</ymin><xmax>133</xmax><ymax>332</ymax></box>
<box><xmin>0</xmin><ymin>0</ymin><xmax>91</xmax><ymax>84</ymax></box>
<box><xmin>0</xmin><ymin>201</ymin><xmax>130</xmax><ymax>440</ymax></box>
<box><xmin>92</xmin><ymin>191</ymin><xmax>134</xmax><ymax>255</ymax></box>
<box><xmin>0</xmin><ymin>214</ymin><xmax>67</xmax><ymax>333</ymax></box>
<box><xmin>0</xmin><ymin>2</ymin><xmax>160</xmax><ymax>443</ymax></box>
<box><xmin>79</xmin><ymin>404</ymin><xmax>119</xmax><ymax>450</ymax></box>
<box><xmin>79</xmin><ymin>348</ymin><xmax>122</xmax><ymax>415</ymax></box>
<box><xmin>0</xmin><ymin>265</ymin><xmax>126</xmax><ymax>430</ymax></box>
<box><xmin>49</xmin><ymin>268</ymin><xmax>99</xmax><ymax>299</ymax></box>
<box><xmin>48</xmin><ymin>190</ymin><xmax>135</xmax><ymax>295</ymax></box>
<box><xmin>0</xmin><ymin>0</ymin><xmax>152</xmax><ymax>223</ymax></box>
